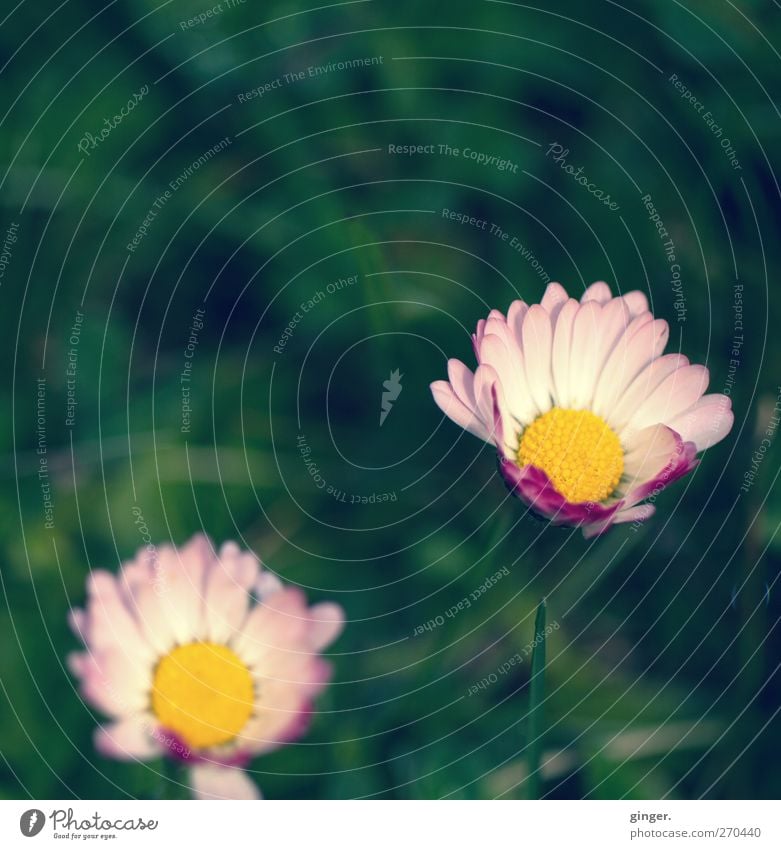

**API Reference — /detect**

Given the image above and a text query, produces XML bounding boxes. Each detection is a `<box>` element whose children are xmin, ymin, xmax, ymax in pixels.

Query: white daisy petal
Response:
<box><xmin>668</xmin><ymin>394</ymin><xmax>734</xmax><ymax>451</ymax></box>
<box><xmin>431</xmin><ymin>380</ymin><xmax>491</xmax><ymax>442</ymax></box>
<box><xmin>94</xmin><ymin>717</ymin><xmax>161</xmax><ymax>761</ymax></box>
<box><xmin>446</xmin><ymin>358</ymin><xmax>478</xmax><ymax>410</ymax></box>
<box><xmin>608</xmin><ymin>353</ymin><xmax>689</xmax><ymax>433</ymax></box>
<box><xmin>479</xmin><ymin>333</ymin><xmax>535</xmax><ymax>425</ymax></box>
<box><xmin>621</xmin><ymin>290</ymin><xmax>649</xmax><ymax>318</ymax></box>
<box><xmin>540</xmin><ymin>282</ymin><xmax>568</xmax><ymax>323</ymax></box>
<box><xmin>622</xmin><ymin>423</ymin><xmax>682</xmax><ymax>486</ymax></box>
<box><xmin>473</xmin><ymin>363</ymin><xmax>500</xmax><ymax>429</ymax></box>
<box><xmin>151</xmin><ymin>537</ymin><xmax>212</xmax><ymax>645</ymax></box>
<box><xmin>551</xmin><ymin>298</ymin><xmax>579</xmax><ymax>407</ymax></box>
<box><xmin>569</xmin><ymin>301</ymin><xmax>603</xmax><ymax>409</ymax></box>
<box><xmin>520</xmin><ymin>305</ymin><xmax>553</xmax><ymax>414</ymax></box>
<box><xmin>581</xmin><ymin>280</ymin><xmax>612</xmax><ymax>304</ymax></box>
<box><xmin>84</xmin><ymin>571</ymin><xmax>155</xmax><ymax>662</ymax></box>
<box><xmin>594</xmin><ymin>316</ymin><xmax>668</xmax><ymax>418</ymax></box>
<box><xmin>205</xmin><ymin>547</ymin><xmax>259</xmax><ymax>644</ymax></box>
<box><xmin>626</xmin><ymin>364</ymin><xmax>709</xmax><ymax>434</ymax></box>
<box><xmin>472</xmin><ymin>363</ymin><xmax>517</xmax><ymax>451</ymax></box>
<box><xmin>595</xmin><ymin>298</ymin><xmax>633</xmax><ymax>369</ymax></box>
<box><xmin>506</xmin><ymin>299</ymin><xmax>529</xmax><ymax>343</ymax></box>
<box><xmin>189</xmin><ymin>764</ymin><xmax>261</xmax><ymax>800</ymax></box>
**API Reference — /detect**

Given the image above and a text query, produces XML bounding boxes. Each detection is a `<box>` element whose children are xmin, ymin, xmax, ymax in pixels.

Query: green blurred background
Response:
<box><xmin>1</xmin><ymin>0</ymin><xmax>780</xmax><ymax>800</ymax></box>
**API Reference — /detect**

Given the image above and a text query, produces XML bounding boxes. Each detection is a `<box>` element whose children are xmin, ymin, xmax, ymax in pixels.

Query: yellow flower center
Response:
<box><xmin>518</xmin><ymin>407</ymin><xmax>624</xmax><ymax>504</ymax></box>
<box><xmin>152</xmin><ymin>642</ymin><xmax>254</xmax><ymax>749</ymax></box>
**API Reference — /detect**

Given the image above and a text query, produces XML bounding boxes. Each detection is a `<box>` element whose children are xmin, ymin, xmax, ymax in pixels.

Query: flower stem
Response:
<box><xmin>526</xmin><ymin>597</ymin><xmax>547</xmax><ymax>800</ymax></box>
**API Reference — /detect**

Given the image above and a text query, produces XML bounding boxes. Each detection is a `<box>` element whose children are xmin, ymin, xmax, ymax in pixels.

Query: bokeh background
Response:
<box><xmin>1</xmin><ymin>0</ymin><xmax>780</xmax><ymax>800</ymax></box>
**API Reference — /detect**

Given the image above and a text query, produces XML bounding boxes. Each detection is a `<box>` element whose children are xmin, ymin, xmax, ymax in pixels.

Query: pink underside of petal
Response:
<box><xmin>613</xmin><ymin>504</ymin><xmax>657</xmax><ymax>526</ymax></box>
<box><xmin>496</xmin><ymin>424</ymin><xmax>698</xmax><ymax>536</ymax></box>
<box><xmin>498</xmin><ymin>459</ymin><xmax>622</xmax><ymax>529</ymax></box>
<box><xmin>622</xmin><ymin>439</ymin><xmax>699</xmax><ymax>508</ymax></box>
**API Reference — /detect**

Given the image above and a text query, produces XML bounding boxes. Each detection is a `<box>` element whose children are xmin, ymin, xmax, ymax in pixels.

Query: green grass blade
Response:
<box><xmin>526</xmin><ymin>598</ymin><xmax>547</xmax><ymax>799</ymax></box>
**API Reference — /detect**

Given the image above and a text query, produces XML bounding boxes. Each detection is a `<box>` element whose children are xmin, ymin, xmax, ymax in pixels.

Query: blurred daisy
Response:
<box><xmin>431</xmin><ymin>281</ymin><xmax>733</xmax><ymax>537</ymax></box>
<box><xmin>68</xmin><ymin>534</ymin><xmax>344</xmax><ymax>799</ymax></box>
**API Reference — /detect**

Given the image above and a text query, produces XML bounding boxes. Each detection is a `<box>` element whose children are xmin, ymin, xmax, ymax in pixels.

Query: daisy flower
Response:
<box><xmin>68</xmin><ymin>534</ymin><xmax>344</xmax><ymax>799</ymax></box>
<box><xmin>431</xmin><ymin>281</ymin><xmax>733</xmax><ymax>538</ymax></box>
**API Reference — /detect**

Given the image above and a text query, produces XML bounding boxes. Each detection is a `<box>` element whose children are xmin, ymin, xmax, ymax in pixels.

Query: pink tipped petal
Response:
<box><xmin>608</xmin><ymin>354</ymin><xmax>689</xmax><ymax>432</ymax></box>
<box><xmin>218</xmin><ymin>541</ymin><xmax>240</xmax><ymax>559</ymax></box>
<box><xmin>256</xmin><ymin>570</ymin><xmax>284</xmax><ymax>600</ymax></box>
<box><xmin>668</xmin><ymin>394</ymin><xmax>734</xmax><ymax>451</ymax></box>
<box><xmin>233</xmin><ymin>588</ymin><xmax>311</xmax><ymax>665</ymax></box>
<box><xmin>239</xmin><ymin>700</ymin><xmax>315</xmax><ymax>756</ymax></box>
<box><xmin>596</xmin><ymin>298</ymin><xmax>633</xmax><ymax>368</ymax></box>
<box><xmin>205</xmin><ymin>548</ymin><xmax>259</xmax><ymax>644</ymax></box>
<box><xmin>123</xmin><ymin>578</ymin><xmax>178</xmax><ymax>656</ymax></box>
<box><xmin>581</xmin><ymin>515</ymin><xmax>621</xmax><ymax>539</ymax></box>
<box><xmin>621</xmin><ymin>290</ymin><xmax>650</xmax><ymax>318</ymax></box>
<box><xmin>520</xmin><ymin>305</ymin><xmax>553</xmax><ymax>415</ymax></box>
<box><xmin>581</xmin><ymin>280</ymin><xmax>612</xmax><ymax>304</ymax></box>
<box><xmin>430</xmin><ymin>381</ymin><xmax>491</xmax><ymax>442</ymax></box>
<box><xmin>620</xmin><ymin>425</ymin><xmax>699</xmax><ymax>506</ymax></box>
<box><xmin>627</xmin><ymin>364</ymin><xmax>710</xmax><ymax>433</ymax></box>
<box><xmin>479</xmin><ymin>333</ymin><xmax>535</xmax><ymax>426</ymax></box>
<box><xmin>68</xmin><ymin>608</ymin><xmax>88</xmax><ymax>643</ymax></box>
<box><xmin>479</xmin><ymin>334</ymin><xmax>516</xmax><ymax>390</ymax></box>
<box><xmin>447</xmin><ymin>358</ymin><xmax>478</xmax><ymax>410</ymax></box>
<box><xmin>67</xmin><ymin>651</ymin><xmax>88</xmax><ymax>679</ymax></box>
<box><xmin>593</xmin><ymin>315</ymin><xmax>668</xmax><ymax>415</ymax></box>
<box><xmin>472</xmin><ymin>318</ymin><xmax>487</xmax><ymax>359</ymax></box>
<box><xmin>490</xmin><ymin>382</ymin><xmax>517</xmax><ymax>458</ymax></box>
<box><xmin>76</xmin><ymin>649</ymin><xmax>152</xmax><ymax>716</ymax></box>
<box><xmin>473</xmin><ymin>363</ymin><xmax>503</xmax><ymax>435</ymax></box>
<box><xmin>622</xmin><ymin>424</ymin><xmax>683</xmax><ymax>485</ymax></box>
<box><xmin>551</xmin><ymin>299</ymin><xmax>579</xmax><ymax>407</ymax></box>
<box><xmin>307</xmin><ymin>602</ymin><xmax>345</xmax><ymax>651</ymax></box>
<box><xmin>483</xmin><ymin>314</ymin><xmax>515</xmax><ymax>346</ymax></box>
<box><xmin>540</xmin><ymin>282</ymin><xmax>568</xmax><ymax>323</ymax></box>
<box><xmin>506</xmin><ymin>299</ymin><xmax>529</xmax><ymax>344</ymax></box>
<box><xmin>581</xmin><ymin>500</ymin><xmax>657</xmax><ymax>538</ymax></box>
<box><xmin>85</xmin><ymin>571</ymin><xmax>155</xmax><ymax>664</ymax></box>
<box><xmin>613</xmin><ymin>504</ymin><xmax>657</xmax><ymax>526</ymax></box>
<box><xmin>491</xmin><ymin>377</ymin><xmax>517</xmax><ymax>456</ymax></box>
<box><xmin>148</xmin><ymin>541</ymin><xmax>212</xmax><ymax>645</ymax></box>
<box><xmin>569</xmin><ymin>301</ymin><xmax>603</xmax><ymax>409</ymax></box>
<box><xmin>94</xmin><ymin>718</ymin><xmax>161</xmax><ymax>761</ymax></box>
<box><xmin>189</xmin><ymin>764</ymin><xmax>261</xmax><ymax>800</ymax></box>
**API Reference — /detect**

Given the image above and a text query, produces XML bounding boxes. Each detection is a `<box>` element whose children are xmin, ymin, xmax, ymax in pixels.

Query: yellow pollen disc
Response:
<box><xmin>518</xmin><ymin>407</ymin><xmax>624</xmax><ymax>504</ymax></box>
<box><xmin>152</xmin><ymin>642</ymin><xmax>254</xmax><ymax>749</ymax></box>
